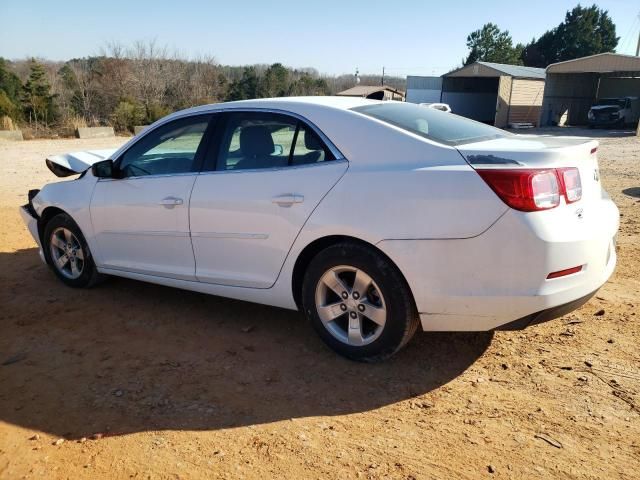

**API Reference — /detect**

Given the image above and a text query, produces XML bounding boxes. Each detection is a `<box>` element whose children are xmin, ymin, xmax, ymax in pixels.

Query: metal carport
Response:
<box><xmin>540</xmin><ymin>53</ymin><xmax>640</xmax><ymax>126</ymax></box>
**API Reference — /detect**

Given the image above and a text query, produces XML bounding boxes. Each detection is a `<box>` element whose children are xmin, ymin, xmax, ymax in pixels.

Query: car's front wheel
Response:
<box><xmin>43</xmin><ymin>213</ymin><xmax>103</xmax><ymax>288</ymax></box>
<box><xmin>301</xmin><ymin>242</ymin><xmax>419</xmax><ymax>362</ymax></box>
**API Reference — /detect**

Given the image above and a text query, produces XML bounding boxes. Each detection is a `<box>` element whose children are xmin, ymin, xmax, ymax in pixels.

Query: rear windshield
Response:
<box><xmin>351</xmin><ymin>102</ymin><xmax>509</xmax><ymax>146</ymax></box>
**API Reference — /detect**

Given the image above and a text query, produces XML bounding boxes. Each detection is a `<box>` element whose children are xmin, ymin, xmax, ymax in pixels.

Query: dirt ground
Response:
<box><xmin>0</xmin><ymin>129</ymin><xmax>639</xmax><ymax>479</ymax></box>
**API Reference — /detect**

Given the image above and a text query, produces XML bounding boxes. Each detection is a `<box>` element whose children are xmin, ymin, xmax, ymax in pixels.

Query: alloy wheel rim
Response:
<box><xmin>49</xmin><ymin>227</ymin><xmax>85</xmax><ymax>280</ymax></box>
<box><xmin>314</xmin><ymin>265</ymin><xmax>387</xmax><ymax>346</ymax></box>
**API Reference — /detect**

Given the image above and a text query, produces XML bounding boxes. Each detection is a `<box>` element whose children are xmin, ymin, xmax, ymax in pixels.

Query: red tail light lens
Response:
<box><xmin>477</xmin><ymin>168</ymin><xmax>582</xmax><ymax>212</ymax></box>
<box><xmin>558</xmin><ymin>167</ymin><xmax>582</xmax><ymax>203</ymax></box>
<box><xmin>476</xmin><ymin>169</ymin><xmax>560</xmax><ymax>212</ymax></box>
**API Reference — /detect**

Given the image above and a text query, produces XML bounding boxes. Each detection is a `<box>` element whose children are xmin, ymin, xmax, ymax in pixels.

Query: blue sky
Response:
<box><xmin>1</xmin><ymin>0</ymin><xmax>638</xmax><ymax>76</ymax></box>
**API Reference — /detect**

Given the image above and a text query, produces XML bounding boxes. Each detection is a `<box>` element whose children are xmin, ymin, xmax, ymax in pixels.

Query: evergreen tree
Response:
<box><xmin>226</xmin><ymin>66</ymin><xmax>259</xmax><ymax>101</ymax></box>
<box><xmin>522</xmin><ymin>4</ymin><xmax>618</xmax><ymax>67</ymax></box>
<box><xmin>0</xmin><ymin>58</ymin><xmax>23</xmax><ymax>121</ymax></box>
<box><xmin>258</xmin><ymin>63</ymin><xmax>290</xmax><ymax>97</ymax></box>
<box><xmin>464</xmin><ymin>23</ymin><xmax>523</xmax><ymax>66</ymax></box>
<box><xmin>21</xmin><ymin>59</ymin><xmax>56</xmax><ymax>127</ymax></box>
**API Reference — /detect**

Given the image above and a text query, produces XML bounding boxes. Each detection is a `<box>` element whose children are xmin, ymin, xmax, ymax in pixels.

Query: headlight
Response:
<box><xmin>611</xmin><ymin>111</ymin><xmax>619</xmax><ymax>117</ymax></box>
<box><xmin>588</xmin><ymin>111</ymin><xmax>594</xmax><ymax>119</ymax></box>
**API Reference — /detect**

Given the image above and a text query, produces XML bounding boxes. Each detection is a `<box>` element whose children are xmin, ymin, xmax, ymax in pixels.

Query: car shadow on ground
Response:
<box><xmin>0</xmin><ymin>248</ymin><xmax>492</xmax><ymax>439</ymax></box>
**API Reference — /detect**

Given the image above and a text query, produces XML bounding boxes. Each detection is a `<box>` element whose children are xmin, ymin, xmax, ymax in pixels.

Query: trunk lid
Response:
<box><xmin>456</xmin><ymin>134</ymin><xmax>602</xmax><ymax>205</ymax></box>
<box><xmin>46</xmin><ymin>149</ymin><xmax>117</xmax><ymax>177</ymax></box>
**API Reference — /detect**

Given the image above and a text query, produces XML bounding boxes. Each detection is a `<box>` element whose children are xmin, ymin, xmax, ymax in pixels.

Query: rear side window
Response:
<box><xmin>216</xmin><ymin>112</ymin><xmax>335</xmax><ymax>171</ymax></box>
<box><xmin>352</xmin><ymin>103</ymin><xmax>509</xmax><ymax>146</ymax></box>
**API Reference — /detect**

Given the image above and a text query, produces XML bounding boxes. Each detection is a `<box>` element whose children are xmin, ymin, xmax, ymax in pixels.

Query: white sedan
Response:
<box><xmin>21</xmin><ymin>97</ymin><xmax>619</xmax><ymax>361</ymax></box>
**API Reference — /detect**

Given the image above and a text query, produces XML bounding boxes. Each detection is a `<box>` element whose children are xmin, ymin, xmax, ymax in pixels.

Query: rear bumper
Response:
<box><xmin>494</xmin><ymin>289</ymin><xmax>598</xmax><ymax>330</ymax></box>
<box><xmin>19</xmin><ymin>205</ymin><xmax>45</xmax><ymax>263</ymax></box>
<box><xmin>378</xmin><ymin>197</ymin><xmax>619</xmax><ymax>331</ymax></box>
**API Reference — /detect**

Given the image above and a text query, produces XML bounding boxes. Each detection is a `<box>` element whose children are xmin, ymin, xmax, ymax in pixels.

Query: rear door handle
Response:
<box><xmin>272</xmin><ymin>194</ymin><xmax>304</xmax><ymax>207</ymax></box>
<box><xmin>159</xmin><ymin>196</ymin><xmax>183</xmax><ymax>208</ymax></box>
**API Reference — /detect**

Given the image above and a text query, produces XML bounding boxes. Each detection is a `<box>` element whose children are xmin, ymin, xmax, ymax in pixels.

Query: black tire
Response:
<box><xmin>301</xmin><ymin>242</ymin><xmax>419</xmax><ymax>362</ymax></box>
<box><xmin>42</xmin><ymin>213</ymin><xmax>104</xmax><ymax>288</ymax></box>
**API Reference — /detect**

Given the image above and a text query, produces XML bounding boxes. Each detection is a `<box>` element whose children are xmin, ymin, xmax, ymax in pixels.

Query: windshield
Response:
<box><xmin>596</xmin><ymin>99</ymin><xmax>625</xmax><ymax>108</ymax></box>
<box><xmin>351</xmin><ymin>102</ymin><xmax>509</xmax><ymax>146</ymax></box>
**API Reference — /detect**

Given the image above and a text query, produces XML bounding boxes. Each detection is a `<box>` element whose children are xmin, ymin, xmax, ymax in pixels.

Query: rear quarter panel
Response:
<box><xmin>292</xmin><ymin>111</ymin><xmax>508</xmax><ymax>242</ymax></box>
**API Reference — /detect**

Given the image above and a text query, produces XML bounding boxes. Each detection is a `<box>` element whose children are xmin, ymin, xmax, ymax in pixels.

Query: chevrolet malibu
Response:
<box><xmin>20</xmin><ymin>97</ymin><xmax>619</xmax><ymax>361</ymax></box>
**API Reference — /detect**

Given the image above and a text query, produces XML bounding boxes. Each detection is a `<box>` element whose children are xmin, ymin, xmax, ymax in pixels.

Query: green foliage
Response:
<box><xmin>464</xmin><ymin>23</ymin><xmax>523</xmax><ymax>66</ymax></box>
<box><xmin>226</xmin><ymin>67</ymin><xmax>259</xmax><ymax>101</ymax></box>
<box><xmin>111</xmin><ymin>99</ymin><xmax>146</xmax><ymax>132</ymax></box>
<box><xmin>0</xmin><ymin>58</ymin><xmax>22</xmax><ymax>121</ymax></box>
<box><xmin>522</xmin><ymin>4</ymin><xmax>618</xmax><ymax>67</ymax></box>
<box><xmin>0</xmin><ymin>90</ymin><xmax>21</xmax><ymax>121</ymax></box>
<box><xmin>258</xmin><ymin>63</ymin><xmax>290</xmax><ymax>97</ymax></box>
<box><xmin>225</xmin><ymin>64</ymin><xmax>331</xmax><ymax>101</ymax></box>
<box><xmin>21</xmin><ymin>59</ymin><xmax>57</xmax><ymax>125</ymax></box>
<box><xmin>145</xmin><ymin>103</ymin><xmax>171</xmax><ymax>123</ymax></box>
<box><xmin>289</xmin><ymin>74</ymin><xmax>330</xmax><ymax>96</ymax></box>
<box><xmin>57</xmin><ymin>64</ymin><xmax>85</xmax><ymax>116</ymax></box>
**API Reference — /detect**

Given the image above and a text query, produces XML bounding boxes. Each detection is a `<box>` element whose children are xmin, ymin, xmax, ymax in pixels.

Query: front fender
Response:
<box><xmin>32</xmin><ymin>175</ymin><xmax>100</xmax><ymax>263</ymax></box>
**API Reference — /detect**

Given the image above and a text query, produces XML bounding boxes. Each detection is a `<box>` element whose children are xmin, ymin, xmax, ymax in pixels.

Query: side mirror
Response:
<box><xmin>92</xmin><ymin>159</ymin><xmax>115</xmax><ymax>178</ymax></box>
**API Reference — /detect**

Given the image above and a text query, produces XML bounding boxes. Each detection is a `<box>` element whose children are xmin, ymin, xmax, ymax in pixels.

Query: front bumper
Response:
<box><xmin>588</xmin><ymin>116</ymin><xmax>621</xmax><ymax>126</ymax></box>
<box><xmin>19</xmin><ymin>205</ymin><xmax>45</xmax><ymax>263</ymax></box>
<box><xmin>378</xmin><ymin>197</ymin><xmax>619</xmax><ymax>331</ymax></box>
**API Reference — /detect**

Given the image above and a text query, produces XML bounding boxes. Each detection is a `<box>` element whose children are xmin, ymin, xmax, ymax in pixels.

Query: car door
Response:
<box><xmin>90</xmin><ymin>114</ymin><xmax>214</xmax><ymax>280</ymax></box>
<box><xmin>190</xmin><ymin>111</ymin><xmax>348</xmax><ymax>288</ymax></box>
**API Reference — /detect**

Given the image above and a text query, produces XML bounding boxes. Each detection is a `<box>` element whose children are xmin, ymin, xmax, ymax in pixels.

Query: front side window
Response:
<box><xmin>217</xmin><ymin>112</ymin><xmax>334</xmax><ymax>171</ymax></box>
<box><xmin>118</xmin><ymin>115</ymin><xmax>211</xmax><ymax>177</ymax></box>
<box><xmin>352</xmin><ymin>103</ymin><xmax>510</xmax><ymax>146</ymax></box>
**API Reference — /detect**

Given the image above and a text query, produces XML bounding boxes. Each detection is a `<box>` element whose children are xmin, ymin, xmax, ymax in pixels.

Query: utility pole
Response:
<box><xmin>636</xmin><ymin>12</ymin><xmax>640</xmax><ymax>56</ymax></box>
<box><xmin>381</xmin><ymin>66</ymin><xmax>385</xmax><ymax>86</ymax></box>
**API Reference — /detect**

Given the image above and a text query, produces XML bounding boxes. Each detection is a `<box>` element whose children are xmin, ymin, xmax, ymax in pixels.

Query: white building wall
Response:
<box><xmin>405</xmin><ymin>76</ymin><xmax>442</xmax><ymax>104</ymax></box>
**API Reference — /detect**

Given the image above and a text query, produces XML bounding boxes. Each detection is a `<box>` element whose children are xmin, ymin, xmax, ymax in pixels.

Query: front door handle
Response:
<box><xmin>160</xmin><ymin>196</ymin><xmax>183</xmax><ymax>208</ymax></box>
<box><xmin>272</xmin><ymin>194</ymin><xmax>304</xmax><ymax>207</ymax></box>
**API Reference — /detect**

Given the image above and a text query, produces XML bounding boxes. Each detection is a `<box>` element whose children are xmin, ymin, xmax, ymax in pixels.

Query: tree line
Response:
<box><xmin>0</xmin><ymin>40</ymin><xmax>404</xmax><ymax>136</ymax></box>
<box><xmin>463</xmin><ymin>4</ymin><xmax>619</xmax><ymax>66</ymax></box>
<box><xmin>0</xmin><ymin>3</ymin><xmax>623</xmax><ymax>136</ymax></box>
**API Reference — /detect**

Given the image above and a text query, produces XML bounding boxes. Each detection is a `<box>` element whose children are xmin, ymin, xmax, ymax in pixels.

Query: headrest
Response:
<box><xmin>304</xmin><ymin>129</ymin><xmax>323</xmax><ymax>151</ymax></box>
<box><xmin>240</xmin><ymin>126</ymin><xmax>275</xmax><ymax>157</ymax></box>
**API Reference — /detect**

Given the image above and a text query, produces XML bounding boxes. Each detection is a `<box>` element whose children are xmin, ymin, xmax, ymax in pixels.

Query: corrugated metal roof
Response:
<box><xmin>336</xmin><ymin>85</ymin><xmax>404</xmax><ymax>96</ymax></box>
<box><xmin>546</xmin><ymin>53</ymin><xmax>640</xmax><ymax>73</ymax></box>
<box><xmin>444</xmin><ymin>62</ymin><xmax>546</xmax><ymax>79</ymax></box>
<box><xmin>477</xmin><ymin>62</ymin><xmax>546</xmax><ymax>79</ymax></box>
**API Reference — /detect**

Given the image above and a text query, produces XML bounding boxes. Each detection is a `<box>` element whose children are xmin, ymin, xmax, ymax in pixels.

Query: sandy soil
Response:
<box><xmin>0</xmin><ymin>129</ymin><xmax>639</xmax><ymax>479</ymax></box>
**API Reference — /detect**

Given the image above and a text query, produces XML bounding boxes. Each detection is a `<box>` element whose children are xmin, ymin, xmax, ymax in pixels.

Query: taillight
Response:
<box><xmin>558</xmin><ymin>167</ymin><xmax>582</xmax><ymax>203</ymax></box>
<box><xmin>477</xmin><ymin>168</ymin><xmax>582</xmax><ymax>212</ymax></box>
<box><xmin>476</xmin><ymin>169</ymin><xmax>560</xmax><ymax>212</ymax></box>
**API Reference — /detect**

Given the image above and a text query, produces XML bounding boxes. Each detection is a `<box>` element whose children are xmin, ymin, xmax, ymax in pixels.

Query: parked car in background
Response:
<box><xmin>21</xmin><ymin>98</ymin><xmax>619</xmax><ymax>361</ymax></box>
<box><xmin>588</xmin><ymin>97</ymin><xmax>639</xmax><ymax>128</ymax></box>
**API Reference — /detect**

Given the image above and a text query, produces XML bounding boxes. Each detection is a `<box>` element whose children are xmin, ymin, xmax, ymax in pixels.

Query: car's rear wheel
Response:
<box><xmin>43</xmin><ymin>213</ymin><xmax>103</xmax><ymax>288</ymax></box>
<box><xmin>301</xmin><ymin>242</ymin><xmax>419</xmax><ymax>362</ymax></box>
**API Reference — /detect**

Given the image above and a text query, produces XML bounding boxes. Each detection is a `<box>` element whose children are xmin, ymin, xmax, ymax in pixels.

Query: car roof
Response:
<box><xmin>162</xmin><ymin>96</ymin><xmax>384</xmax><ymax>121</ymax></box>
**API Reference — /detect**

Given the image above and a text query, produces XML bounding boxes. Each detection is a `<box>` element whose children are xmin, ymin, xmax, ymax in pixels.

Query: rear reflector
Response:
<box><xmin>547</xmin><ymin>265</ymin><xmax>583</xmax><ymax>279</ymax></box>
<box><xmin>476</xmin><ymin>169</ymin><xmax>560</xmax><ymax>212</ymax></box>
